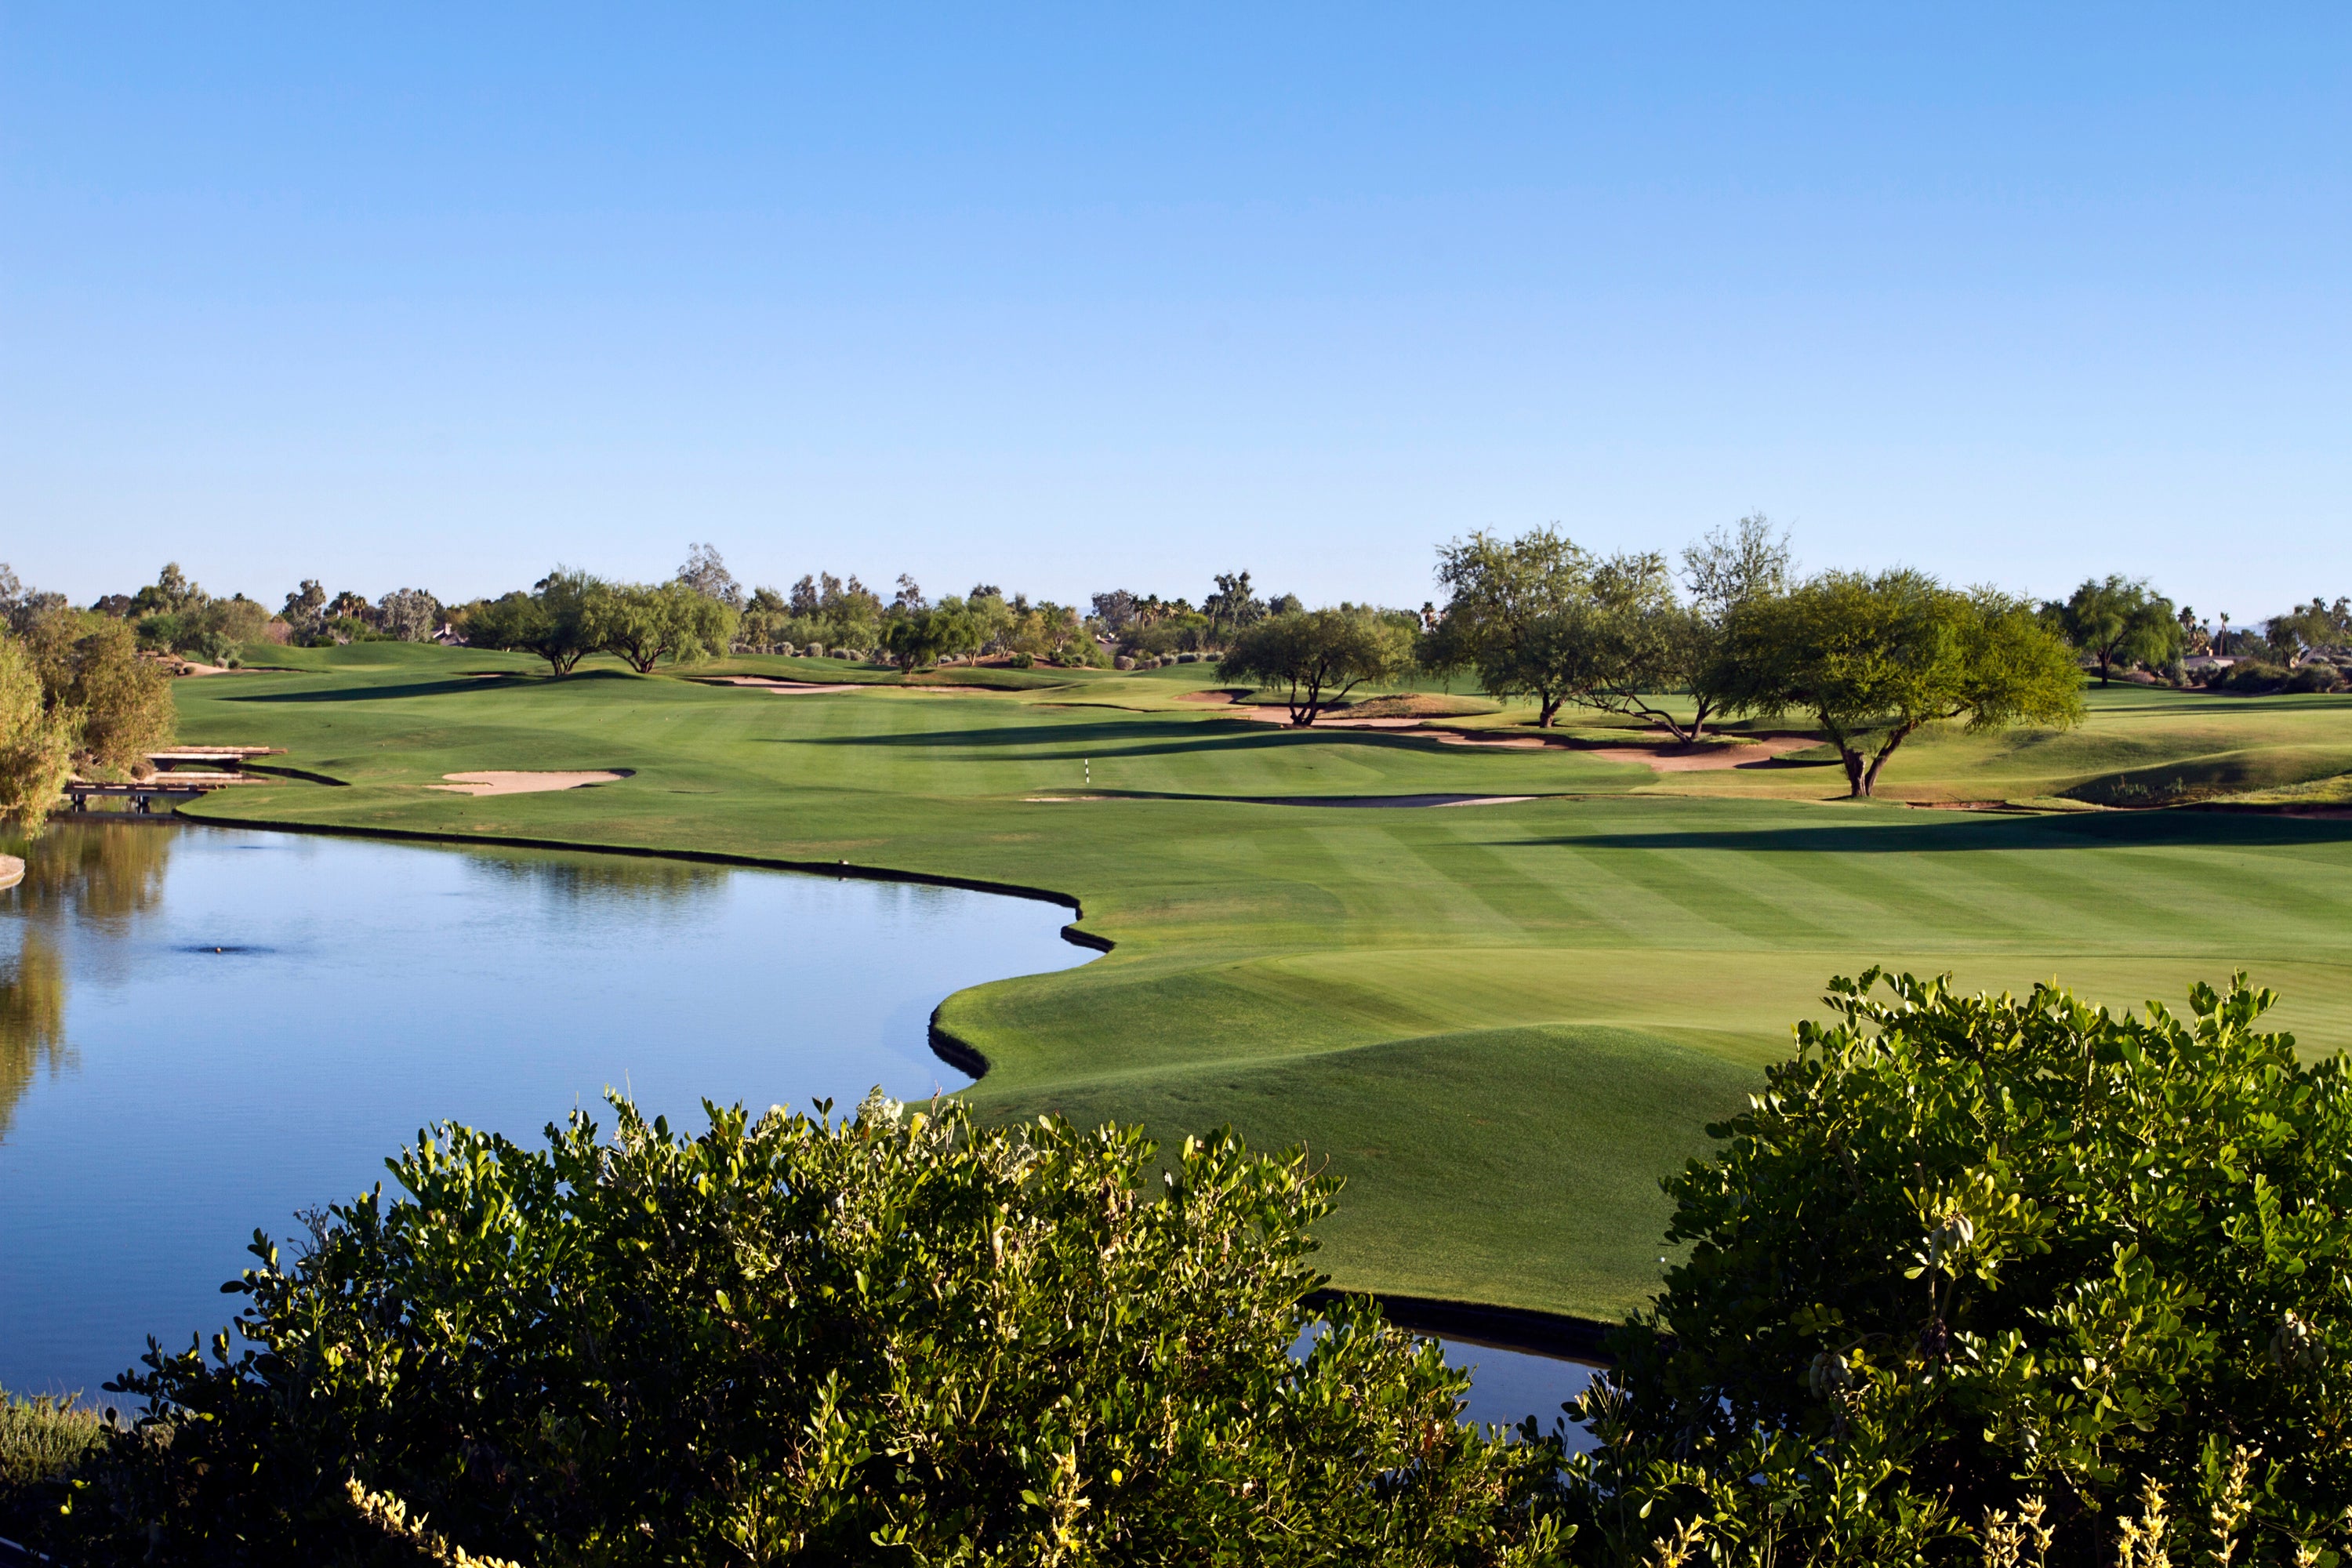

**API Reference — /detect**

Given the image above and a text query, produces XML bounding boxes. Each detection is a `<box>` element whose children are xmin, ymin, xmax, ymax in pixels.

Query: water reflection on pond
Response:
<box><xmin>0</xmin><ymin>822</ymin><xmax>1094</xmax><ymax>1399</ymax></box>
<box><xmin>2</xmin><ymin>821</ymin><xmax>1595</xmax><ymax>1429</ymax></box>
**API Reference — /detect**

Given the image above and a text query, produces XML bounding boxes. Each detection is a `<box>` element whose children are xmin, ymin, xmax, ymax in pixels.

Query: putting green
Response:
<box><xmin>169</xmin><ymin>646</ymin><xmax>2352</xmax><ymax>1318</ymax></box>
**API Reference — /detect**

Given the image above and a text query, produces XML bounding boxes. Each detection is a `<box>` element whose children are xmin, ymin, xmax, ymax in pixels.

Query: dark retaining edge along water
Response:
<box><xmin>0</xmin><ymin>816</ymin><xmax>1595</xmax><ymax>1439</ymax></box>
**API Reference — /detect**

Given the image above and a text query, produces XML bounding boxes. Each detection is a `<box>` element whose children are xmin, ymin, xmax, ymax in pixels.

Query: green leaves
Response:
<box><xmin>1700</xmin><ymin>570</ymin><xmax>2084</xmax><ymax>794</ymax></box>
<box><xmin>56</xmin><ymin>1094</ymin><xmax>1568</xmax><ymax>1564</ymax></box>
<box><xmin>1216</xmin><ymin>608</ymin><xmax>1415</xmax><ymax>727</ymax></box>
<box><xmin>1587</xmin><ymin>971</ymin><xmax>2352</xmax><ymax>1563</ymax></box>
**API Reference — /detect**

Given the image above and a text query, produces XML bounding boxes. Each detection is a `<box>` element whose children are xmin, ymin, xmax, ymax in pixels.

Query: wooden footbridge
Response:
<box><xmin>63</xmin><ymin>746</ymin><xmax>286</xmax><ymax>815</ymax></box>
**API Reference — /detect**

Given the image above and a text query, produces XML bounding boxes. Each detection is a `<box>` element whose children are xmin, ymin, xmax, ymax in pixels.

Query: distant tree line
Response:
<box><xmin>9</xmin><ymin>533</ymin><xmax>2347</xmax><ymax>816</ymax></box>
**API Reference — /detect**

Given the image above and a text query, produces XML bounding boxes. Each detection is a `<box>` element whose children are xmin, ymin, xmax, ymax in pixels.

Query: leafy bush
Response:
<box><xmin>2286</xmin><ymin>662</ymin><xmax>2343</xmax><ymax>694</ymax></box>
<box><xmin>2207</xmin><ymin>661</ymin><xmax>2291</xmax><ymax>694</ymax></box>
<box><xmin>32</xmin><ymin>1095</ymin><xmax>1566</xmax><ymax>1566</ymax></box>
<box><xmin>1</xmin><ymin>1388</ymin><xmax>107</xmax><ymax>1493</ymax></box>
<box><xmin>1572</xmin><ymin>972</ymin><xmax>2352</xmax><ymax>1566</ymax></box>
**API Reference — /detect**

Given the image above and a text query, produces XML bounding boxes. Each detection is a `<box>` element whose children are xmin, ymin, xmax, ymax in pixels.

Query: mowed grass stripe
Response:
<box><xmin>175</xmin><ymin>647</ymin><xmax>2352</xmax><ymax>1319</ymax></box>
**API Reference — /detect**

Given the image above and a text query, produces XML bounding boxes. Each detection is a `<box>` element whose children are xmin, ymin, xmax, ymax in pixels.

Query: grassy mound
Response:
<box><xmin>165</xmin><ymin>649</ymin><xmax>2352</xmax><ymax>1316</ymax></box>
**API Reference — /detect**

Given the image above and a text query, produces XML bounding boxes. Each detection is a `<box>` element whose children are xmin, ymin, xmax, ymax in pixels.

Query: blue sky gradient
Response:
<box><xmin>4</xmin><ymin>5</ymin><xmax>2345</xmax><ymax>619</ymax></box>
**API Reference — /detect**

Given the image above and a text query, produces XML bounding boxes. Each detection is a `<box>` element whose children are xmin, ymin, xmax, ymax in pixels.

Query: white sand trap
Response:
<box><xmin>1428</xmin><ymin>731</ymin><xmax>1552</xmax><ymax>749</ymax></box>
<box><xmin>0</xmin><ymin>854</ymin><xmax>23</xmax><ymax>891</ymax></box>
<box><xmin>716</xmin><ymin>678</ymin><xmax>871</xmax><ymax>694</ymax></box>
<box><xmin>430</xmin><ymin>770</ymin><xmax>633</xmax><ymax>796</ymax></box>
<box><xmin>1228</xmin><ymin>706</ymin><xmax>1434</xmax><ymax>728</ymax></box>
<box><xmin>1258</xmin><ymin>793</ymin><xmax>1538</xmax><ymax>808</ymax></box>
<box><xmin>1586</xmin><ymin>735</ymin><xmax>1817</xmax><ymax>772</ymax></box>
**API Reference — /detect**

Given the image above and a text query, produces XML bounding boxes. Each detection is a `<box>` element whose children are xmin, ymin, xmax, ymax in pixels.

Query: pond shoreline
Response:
<box><xmin>183</xmin><ymin>806</ymin><xmax>1104</xmax><ymax>931</ymax></box>
<box><xmin>177</xmin><ymin>804</ymin><xmax>1613</xmax><ymax>1370</ymax></box>
<box><xmin>1314</xmin><ymin>1290</ymin><xmax>1616</xmax><ymax>1366</ymax></box>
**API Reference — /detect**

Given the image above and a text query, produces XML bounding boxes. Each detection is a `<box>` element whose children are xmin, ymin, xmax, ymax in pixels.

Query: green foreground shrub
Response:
<box><xmin>17</xmin><ymin>973</ymin><xmax>2350</xmax><ymax>1565</ymax></box>
<box><xmin>26</xmin><ymin>1094</ymin><xmax>1565</xmax><ymax>1566</ymax></box>
<box><xmin>0</xmin><ymin>1388</ymin><xmax>107</xmax><ymax>1493</ymax></box>
<box><xmin>1572</xmin><ymin>973</ymin><xmax>2352</xmax><ymax>1566</ymax></box>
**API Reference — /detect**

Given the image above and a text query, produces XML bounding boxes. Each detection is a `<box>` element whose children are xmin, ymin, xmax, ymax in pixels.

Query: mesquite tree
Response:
<box><xmin>1700</xmin><ymin>569</ymin><xmax>2082</xmax><ymax>797</ymax></box>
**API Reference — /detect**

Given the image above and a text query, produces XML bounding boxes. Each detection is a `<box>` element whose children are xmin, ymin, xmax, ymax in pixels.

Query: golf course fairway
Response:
<box><xmin>167</xmin><ymin>644</ymin><xmax>2352</xmax><ymax>1320</ymax></box>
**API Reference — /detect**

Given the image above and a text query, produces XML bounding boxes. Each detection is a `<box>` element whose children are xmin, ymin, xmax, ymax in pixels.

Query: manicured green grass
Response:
<box><xmin>170</xmin><ymin>648</ymin><xmax>2352</xmax><ymax>1319</ymax></box>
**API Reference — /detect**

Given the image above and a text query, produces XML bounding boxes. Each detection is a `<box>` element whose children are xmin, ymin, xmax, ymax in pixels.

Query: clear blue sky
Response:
<box><xmin>4</xmin><ymin>5</ymin><xmax>2344</xmax><ymax>620</ymax></box>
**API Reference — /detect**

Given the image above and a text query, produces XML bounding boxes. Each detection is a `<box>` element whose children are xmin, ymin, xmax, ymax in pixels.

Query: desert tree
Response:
<box><xmin>2051</xmin><ymin>575</ymin><xmax>2182</xmax><ymax>684</ymax></box>
<box><xmin>0</xmin><ymin>632</ymin><xmax>74</xmax><ymax>826</ymax></box>
<box><xmin>466</xmin><ymin>569</ymin><xmax>604</xmax><ymax>676</ymax></box>
<box><xmin>374</xmin><ymin>589</ymin><xmax>443</xmax><ymax>643</ymax></box>
<box><xmin>590</xmin><ymin>582</ymin><xmax>739</xmax><ymax>673</ymax></box>
<box><xmin>1671</xmin><ymin>512</ymin><xmax>1793</xmax><ymax>737</ymax></box>
<box><xmin>1218</xmin><ymin>607</ymin><xmax>1414</xmax><ymax>726</ymax></box>
<box><xmin>675</xmin><ymin>543</ymin><xmax>745</xmax><ymax>609</ymax></box>
<box><xmin>1421</xmin><ymin>527</ymin><xmax>1593</xmax><ymax>727</ymax></box>
<box><xmin>1701</xmin><ymin>568</ymin><xmax>2082</xmax><ymax>797</ymax></box>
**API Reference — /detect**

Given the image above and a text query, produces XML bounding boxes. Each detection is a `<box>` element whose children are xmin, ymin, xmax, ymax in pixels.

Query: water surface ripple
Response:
<box><xmin>0</xmin><ymin>822</ymin><xmax>1092</xmax><ymax>1398</ymax></box>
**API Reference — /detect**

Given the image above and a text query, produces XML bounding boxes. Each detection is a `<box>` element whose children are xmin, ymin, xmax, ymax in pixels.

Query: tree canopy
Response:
<box><xmin>2266</xmin><ymin>597</ymin><xmax>2352</xmax><ymax>663</ymax></box>
<box><xmin>2050</xmin><ymin>575</ymin><xmax>2183</xmax><ymax>684</ymax></box>
<box><xmin>1576</xmin><ymin>971</ymin><xmax>2352</xmax><ymax>1566</ymax></box>
<box><xmin>1425</xmin><ymin>529</ymin><xmax>1744</xmax><ymax>737</ymax></box>
<box><xmin>466</xmin><ymin>569</ymin><xmax>603</xmax><ymax>675</ymax></box>
<box><xmin>0</xmin><ymin>633</ymin><xmax>73</xmax><ymax>827</ymax></box>
<box><xmin>0</xmin><ymin>607</ymin><xmax>176</xmax><ymax>825</ymax></box>
<box><xmin>1218</xmin><ymin>607</ymin><xmax>1414</xmax><ymax>725</ymax></box>
<box><xmin>587</xmin><ymin>580</ymin><xmax>739</xmax><ymax>673</ymax></box>
<box><xmin>1701</xmin><ymin>569</ymin><xmax>2083</xmax><ymax>797</ymax></box>
<box><xmin>1421</xmin><ymin>528</ymin><xmax>1595</xmax><ymax>728</ymax></box>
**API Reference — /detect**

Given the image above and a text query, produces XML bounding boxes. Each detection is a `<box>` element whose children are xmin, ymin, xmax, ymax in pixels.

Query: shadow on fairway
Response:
<box><xmin>227</xmin><ymin>675</ymin><xmax>531</xmax><ymax>703</ymax></box>
<box><xmin>1536</xmin><ymin>810</ymin><xmax>2352</xmax><ymax>855</ymax></box>
<box><xmin>784</xmin><ymin>716</ymin><xmax>1432</xmax><ymax>760</ymax></box>
<box><xmin>227</xmin><ymin>670</ymin><xmax>633</xmax><ymax>703</ymax></box>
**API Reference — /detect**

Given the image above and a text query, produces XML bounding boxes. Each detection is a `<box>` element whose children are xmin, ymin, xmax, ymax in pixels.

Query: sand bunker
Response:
<box><xmin>715</xmin><ymin>678</ymin><xmax>871</xmax><ymax>695</ymax></box>
<box><xmin>1021</xmin><ymin>792</ymin><xmax>1537</xmax><ymax>808</ymax></box>
<box><xmin>1203</xmin><ymin>702</ymin><xmax>1826</xmax><ymax>768</ymax></box>
<box><xmin>1428</xmin><ymin>731</ymin><xmax>1552</xmax><ymax>749</ymax></box>
<box><xmin>716</xmin><ymin>677</ymin><xmax>1005</xmax><ymax>698</ymax></box>
<box><xmin>1260</xmin><ymin>793</ymin><xmax>1537</xmax><ymax>808</ymax></box>
<box><xmin>1585</xmin><ymin>735</ymin><xmax>1818</xmax><ymax>772</ymax></box>
<box><xmin>429</xmin><ymin>770</ymin><xmax>633</xmax><ymax>797</ymax></box>
<box><xmin>0</xmin><ymin>854</ymin><xmax>23</xmax><ymax>891</ymax></box>
<box><xmin>1225</xmin><ymin>706</ymin><xmax>1453</xmax><ymax>729</ymax></box>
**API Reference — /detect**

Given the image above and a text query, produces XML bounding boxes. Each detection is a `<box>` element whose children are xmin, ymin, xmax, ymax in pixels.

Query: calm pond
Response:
<box><xmin>0</xmin><ymin>821</ymin><xmax>1589</xmax><ymax>1434</ymax></box>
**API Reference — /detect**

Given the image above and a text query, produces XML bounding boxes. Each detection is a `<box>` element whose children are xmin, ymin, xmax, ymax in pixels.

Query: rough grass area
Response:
<box><xmin>699</xmin><ymin>653</ymin><xmax>1085</xmax><ymax>690</ymax></box>
<box><xmin>1</xmin><ymin>1388</ymin><xmax>106</xmax><ymax>1491</ymax></box>
<box><xmin>173</xmin><ymin>649</ymin><xmax>2352</xmax><ymax>1317</ymax></box>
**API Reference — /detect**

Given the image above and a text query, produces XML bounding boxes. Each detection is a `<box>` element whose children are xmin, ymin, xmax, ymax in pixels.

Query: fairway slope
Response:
<box><xmin>174</xmin><ymin>648</ymin><xmax>2352</xmax><ymax>1319</ymax></box>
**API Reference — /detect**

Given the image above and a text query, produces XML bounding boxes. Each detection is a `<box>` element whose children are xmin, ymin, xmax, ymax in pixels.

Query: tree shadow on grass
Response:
<box><xmin>225</xmin><ymin>671</ymin><xmax>630</xmax><ymax>704</ymax></box>
<box><xmin>782</xmin><ymin>716</ymin><xmax>1585</xmax><ymax>764</ymax></box>
<box><xmin>1530</xmin><ymin>809</ymin><xmax>2352</xmax><ymax>855</ymax></box>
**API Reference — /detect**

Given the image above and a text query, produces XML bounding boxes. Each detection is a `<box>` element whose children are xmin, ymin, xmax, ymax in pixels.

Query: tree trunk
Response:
<box><xmin>1841</xmin><ymin>749</ymin><xmax>1867</xmax><ymax>797</ymax></box>
<box><xmin>1861</xmin><ymin>723</ymin><xmax>1920</xmax><ymax>797</ymax></box>
<box><xmin>1537</xmin><ymin>695</ymin><xmax>1563</xmax><ymax>728</ymax></box>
